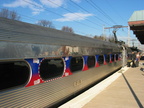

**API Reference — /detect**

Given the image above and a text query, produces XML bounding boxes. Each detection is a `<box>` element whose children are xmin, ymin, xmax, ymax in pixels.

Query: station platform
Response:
<box><xmin>59</xmin><ymin>62</ymin><xmax>144</xmax><ymax>108</ymax></box>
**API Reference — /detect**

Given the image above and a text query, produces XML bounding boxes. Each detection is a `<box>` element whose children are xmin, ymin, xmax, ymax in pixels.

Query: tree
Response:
<box><xmin>93</xmin><ymin>35</ymin><xmax>99</xmax><ymax>39</ymax></box>
<box><xmin>0</xmin><ymin>8</ymin><xmax>20</xmax><ymax>20</ymax></box>
<box><xmin>93</xmin><ymin>35</ymin><xmax>106</xmax><ymax>41</ymax></box>
<box><xmin>108</xmin><ymin>34</ymin><xmax>115</xmax><ymax>42</ymax></box>
<box><xmin>61</xmin><ymin>26</ymin><xmax>74</xmax><ymax>33</ymax></box>
<box><xmin>36</xmin><ymin>20</ymin><xmax>55</xmax><ymax>28</ymax></box>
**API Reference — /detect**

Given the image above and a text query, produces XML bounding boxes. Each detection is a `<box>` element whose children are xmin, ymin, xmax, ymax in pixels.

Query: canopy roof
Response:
<box><xmin>128</xmin><ymin>10</ymin><xmax>144</xmax><ymax>44</ymax></box>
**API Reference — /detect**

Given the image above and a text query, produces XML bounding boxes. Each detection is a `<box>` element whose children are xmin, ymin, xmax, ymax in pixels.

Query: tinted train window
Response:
<box><xmin>116</xmin><ymin>54</ymin><xmax>119</xmax><ymax>60</ymax></box>
<box><xmin>87</xmin><ymin>56</ymin><xmax>95</xmax><ymax>68</ymax></box>
<box><xmin>119</xmin><ymin>53</ymin><xmax>122</xmax><ymax>59</ymax></box>
<box><xmin>0</xmin><ymin>61</ymin><xmax>30</xmax><ymax>91</ymax></box>
<box><xmin>128</xmin><ymin>54</ymin><xmax>132</xmax><ymax>60</ymax></box>
<box><xmin>98</xmin><ymin>55</ymin><xmax>104</xmax><ymax>65</ymax></box>
<box><xmin>70</xmin><ymin>57</ymin><xmax>83</xmax><ymax>73</ymax></box>
<box><xmin>40</xmin><ymin>58</ymin><xmax>64</xmax><ymax>81</ymax></box>
<box><xmin>106</xmin><ymin>55</ymin><xmax>110</xmax><ymax>63</ymax></box>
<box><xmin>111</xmin><ymin>54</ymin><xmax>115</xmax><ymax>62</ymax></box>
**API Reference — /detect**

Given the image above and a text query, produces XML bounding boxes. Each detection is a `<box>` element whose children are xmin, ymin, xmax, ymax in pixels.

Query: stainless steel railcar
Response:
<box><xmin>0</xmin><ymin>18</ymin><xmax>126</xmax><ymax>107</ymax></box>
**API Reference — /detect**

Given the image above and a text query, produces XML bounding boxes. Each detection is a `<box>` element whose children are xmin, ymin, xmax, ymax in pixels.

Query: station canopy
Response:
<box><xmin>128</xmin><ymin>10</ymin><xmax>144</xmax><ymax>44</ymax></box>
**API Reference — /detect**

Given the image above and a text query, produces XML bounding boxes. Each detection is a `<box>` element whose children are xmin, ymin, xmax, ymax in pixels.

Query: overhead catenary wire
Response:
<box><xmin>46</xmin><ymin>0</ymin><xmax>103</xmax><ymax>27</ymax></box>
<box><xmin>85</xmin><ymin>0</ymin><xmax>117</xmax><ymax>25</ymax></box>
<box><xmin>22</xmin><ymin>0</ymin><xmax>101</xmax><ymax>31</ymax></box>
<box><xmin>104</xmin><ymin>0</ymin><xmax>127</xmax><ymax>22</ymax></box>
<box><xmin>85</xmin><ymin>0</ymin><xmax>129</xmax><ymax>38</ymax></box>
<box><xmin>103</xmin><ymin>0</ymin><xmax>128</xmax><ymax>36</ymax></box>
<box><xmin>69</xmin><ymin>0</ymin><xmax>112</xmax><ymax>26</ymax></box>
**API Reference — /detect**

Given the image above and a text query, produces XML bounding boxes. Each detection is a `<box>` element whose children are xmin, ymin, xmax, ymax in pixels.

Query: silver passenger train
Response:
<box><xmin>0</xmin><ymin>17</ymin><xmax>128</xmax><ymax>107</ymax></box>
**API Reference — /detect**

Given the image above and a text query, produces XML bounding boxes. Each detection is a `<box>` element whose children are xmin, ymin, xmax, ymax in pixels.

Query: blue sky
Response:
<box><xmin>0</xmin><ymin>0</ymin><xmax>144</xmax><ymax>47</ymax></box>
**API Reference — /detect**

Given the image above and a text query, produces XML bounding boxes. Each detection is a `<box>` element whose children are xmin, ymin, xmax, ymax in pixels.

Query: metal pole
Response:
<box><xmin>103</xmin><ymin>25</ymin><xmax>106</xmax><ymax>40</ymax></box>
<box><xmin>128</xmin><ymin>26</ymin><xmax>130</xmax><ymax>46</ymax></box>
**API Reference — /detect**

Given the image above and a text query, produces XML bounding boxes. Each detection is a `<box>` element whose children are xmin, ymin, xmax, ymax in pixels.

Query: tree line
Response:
<box><xmin>0</xmin><ymin>8</ymin><xmax>20</xmax><ymax>20</ymax></box>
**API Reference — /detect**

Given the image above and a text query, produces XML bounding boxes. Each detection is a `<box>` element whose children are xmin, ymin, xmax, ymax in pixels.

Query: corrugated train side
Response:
<box><xmin>0</xmin><ymin>17</ymin><xmax>128</xmax><ymax>107</ymax></box>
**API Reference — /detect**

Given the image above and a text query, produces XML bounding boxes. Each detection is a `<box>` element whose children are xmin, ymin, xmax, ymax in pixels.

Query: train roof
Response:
<box><xmin>0</xmin><ymin>17</ymin><xmax>118</xmax><ymax>48</ymax></box>
<box><xmin>0</xmin><ymin>17</ymin><xmax>121</xmax><ymax>59</ymax></box>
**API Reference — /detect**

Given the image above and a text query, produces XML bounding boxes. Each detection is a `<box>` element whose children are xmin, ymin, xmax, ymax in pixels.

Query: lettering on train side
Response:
<box><xmin>73</xmin><ymin>79</ymin><xmax>82</xmax><ymax>87</ymax></box>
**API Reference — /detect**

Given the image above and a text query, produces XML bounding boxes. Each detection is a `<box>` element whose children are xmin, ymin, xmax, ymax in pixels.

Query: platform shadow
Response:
<box><xmin>122</xmin><ymin>73</ymin><xmax>143</xmax><ymax>108</ymax></box>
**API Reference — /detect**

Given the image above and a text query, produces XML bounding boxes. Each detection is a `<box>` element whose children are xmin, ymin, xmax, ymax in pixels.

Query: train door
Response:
<box><xmin>122</xmin><ymin>46</ymin><xmax>127</xmax><ymax>67</ymax></box>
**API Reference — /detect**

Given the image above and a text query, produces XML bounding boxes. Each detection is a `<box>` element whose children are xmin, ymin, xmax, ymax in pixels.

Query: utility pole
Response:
<box><xmin>128</xmin><ymin>26</ymin><xmax>130</xmax><ymax>46</ymax></box>
<box><xmin>131</xmin><ymin>39</ymin><xmax>137</xmax><ymax>47</ymax></box>
<box><xmin>102</xmin><ymin>25</ymin><xmax>106</xmax><ymax>41</ymax></box>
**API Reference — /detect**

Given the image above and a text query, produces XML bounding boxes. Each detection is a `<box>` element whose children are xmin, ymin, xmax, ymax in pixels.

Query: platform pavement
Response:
<box><xmin>83</xmin><ymin>64</ymin><xmax>144</xmax><ymax>108</ymax></box>
<box><xmin>59</xmin><ymin>62</ymin><xmax>144</xmax><ymax>108</ymax></box>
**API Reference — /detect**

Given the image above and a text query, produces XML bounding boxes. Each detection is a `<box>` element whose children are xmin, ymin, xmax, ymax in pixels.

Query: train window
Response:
<box><xmin>98</xmin><ymin>55</ymin><xmax>104</xmax><ymax>65</ymax></box>
<box><xmin>119</xmin><ymin>53</ymin><xmax>122</xmax><ymax>59</ymax></box>
<box><xmin>70</xmin><ymin>57</ymin><xmax>83</xmax><ymax>73</ymax></box>
<box><xmin>111</xmin><ymin>54</ymin><xmax>115</xmax><ymax>62</ymax></box>
<box><xmin>87</xmin><ymin>56</ymin><xmax>95</xmax><ymax>68</ymax></box>
<box><xmin>128</xmin><ymin>54</ymin><xmax>132</xmax><ymax>59</ymax></box>
<box><xmin>116</xmin><ymin>54</ymin><xmax>119</xmax><ymax>60</ymax></box>
<box><xmin>0</xmin><ymin>61</ymin><xmax>30</xmax><ymax>91</ymax></box>
<box><xmin>106</xmin><ymin>55</ymin><xmax>110</xmax><ymax>63</ymax></box>
<box><xmin>39</xmin><ymin>58</ymin><xmax>64</xmax><ymax>81</ymax></box>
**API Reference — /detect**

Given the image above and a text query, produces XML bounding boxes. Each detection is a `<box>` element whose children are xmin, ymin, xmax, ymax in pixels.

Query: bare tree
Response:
<box><xmin>0</xmin><ymin>8</ymin><xmax>20</xmax><ymax>20</ymax></box>
<box><xmin>36</xmin><ymin>20</ymin><xmax>55</xmax><ymax>28</ymax></box>
<box><xmin>93</xmin><ymin>35</ymin><xmax>106</xmax><ymax>41</ymax></box>
<box><xmin>10</xmin><ymin>10</ymin><xmax>20</xmax><ymax>20</ymax></box>
<box><xmin>99</xmin><ymin>35</ymin><xmax>106</xmax><ymax>41</ymax></box>
<box><xmin>61</xmin><ymin>26</ymin><xmax>74</xmax><ymax>33</ymax></box>
<box><xmin>93</xmin><ymin>35</ymin><xmax>99</xmax><ymax>39</ymax></box>
<box><xmin>108</xmin><ymin>34</ymin><xmax>115</xmax><ymax>42</ymax></box>
<box><xmin>0</xmin><ymin>8</ymin><xmax>8</xmax><ymax>18</ymax></box>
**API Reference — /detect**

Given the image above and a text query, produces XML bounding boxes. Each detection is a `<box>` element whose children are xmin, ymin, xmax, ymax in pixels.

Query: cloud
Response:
<box><xmin>55</xmin><ymin>12</ymin><xmax>93</xmax><ymax>22</ymax></box>
<box><xmin>3</xmin><ymin>0</ymin><xmax>44</xmax><ymax>15</ymax></box>
<box><xmin>39</xmin><ymin>0</ymin><xmax>64</xmax><ymax>8</ymax></box>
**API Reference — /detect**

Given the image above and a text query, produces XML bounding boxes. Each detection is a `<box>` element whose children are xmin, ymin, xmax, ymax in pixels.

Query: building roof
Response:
<box><xmin>128</xmin><ymin>10</ymin><xmax>144</xmax><ymax>22</ymax></box>
<box><xmin>128</xmin><ymin>10</ymin><xmax>144</xmax><ymax>44</ymax></box>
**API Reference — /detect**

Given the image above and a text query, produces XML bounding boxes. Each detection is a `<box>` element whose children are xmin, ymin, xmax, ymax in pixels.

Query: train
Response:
<box><xmin>0</xmin><ymin>17</ymin><xmax>129</xmax><ymax>107</ymax></box>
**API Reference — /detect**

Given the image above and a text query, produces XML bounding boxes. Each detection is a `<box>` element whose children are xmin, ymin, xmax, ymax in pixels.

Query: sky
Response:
<box><xmin>0</xmin><ymin>0</ymin><xmax>144</xmax><ymax>47</ymax></box>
